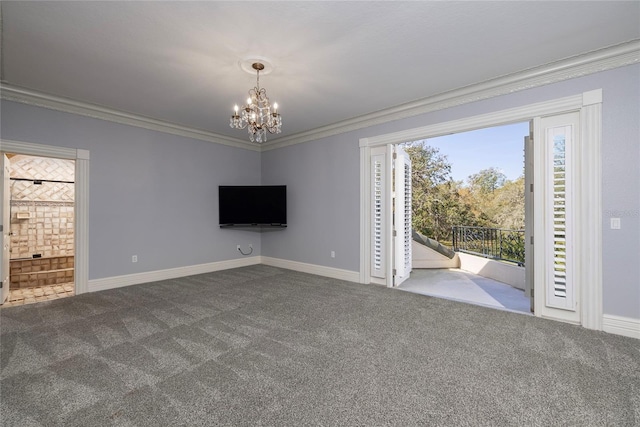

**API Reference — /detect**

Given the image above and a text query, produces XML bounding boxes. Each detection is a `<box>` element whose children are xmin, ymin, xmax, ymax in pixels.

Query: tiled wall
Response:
<box><xmin>10</xmin><ymin>256</ymin><xmax>75</xmax><ymax>289</ymax></box>
<box><xmin>9</xmin><ymin>155</ymin><xmax>75</xmax><ymax>260</ymax></box>
<box><xmin>7</xmin><ymin>155</ymin><xmax>75</xmax><ymax>290</ymax></box>
<box><xmin>10</xmin><ymin>199</ymin><xmax>75</xmax><ymax>259</ymax></box>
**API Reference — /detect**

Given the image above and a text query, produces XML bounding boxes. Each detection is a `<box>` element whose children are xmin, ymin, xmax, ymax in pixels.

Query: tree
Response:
<box><xmin>463</xmin><ymin>167</ymin><xmax>509</xmax><ymax>228</ymax></box>
<box><xmin>492</xmin><ymin>177</ymin><xmax>525</xmax><ymax>230</ymax></box>
<box><xmin>405</xmin><ymin>141</ymin><xmax>524</xmax><ymax>249</ymax></box>
<box><xmin>405</xmin><ymin>142</ymin><xmax>477</xmax><ymax>241</ymax></box>
<box><xmin>405</xmin><ymin>142</ymin><xmax>449</xmax><ymax>238</ymax></box>
<box><xmin>428</xmin><ymin>181</ymin><xmax>478</xmax><ymax>241</ymax></box>
<box><xmin>467</xmin><ymin>167</ymin><xmax>507</xmax><ymax>194</ymax></box>
<box><xmin>404</xmin><ymin>143</ymin><xmax>451</xmax><ymax>187</ymax></box>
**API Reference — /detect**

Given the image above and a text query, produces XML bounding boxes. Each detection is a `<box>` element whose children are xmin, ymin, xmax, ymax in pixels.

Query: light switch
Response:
<box><xmin>610</xmin><ymin>218</ymin><xmax>621</xmax><ymax>229</ymax></box>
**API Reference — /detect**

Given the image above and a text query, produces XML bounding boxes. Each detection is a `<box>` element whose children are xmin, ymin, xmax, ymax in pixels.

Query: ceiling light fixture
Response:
<box><xmin>230</xmin><ymin>62</ymin><xmax>282</xmax><ymax>143</ymax></box>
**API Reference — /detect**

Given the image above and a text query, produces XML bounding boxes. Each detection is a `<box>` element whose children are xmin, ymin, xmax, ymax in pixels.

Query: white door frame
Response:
<box><xmin>0</xmin><ymin>139</ymin><xmax>90</xmax><ymax>295</ymax></box>
<box><xmin>1</xmin><ymin>155</ymin><xmax>10</xmax><ymax>304</ymax></box>
<box><xmin>359</xmin><ymin>90</ymin><xmax>602</xmax><ymax>330</ymax></box>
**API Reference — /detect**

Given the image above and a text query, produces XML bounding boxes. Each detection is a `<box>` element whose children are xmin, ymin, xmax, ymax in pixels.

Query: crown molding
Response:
<box><xmin>262</xmin><ymin>39</ymin><xmax>639</xmax><ymax>151</ymax></box>
<box><xmin>1</xmin><ymin>40</ymin><xmax>637</xmax><ymax>153</ymax></box>
<box><xmin>0</xmin><ymin>84</ymin><xmax>260</xmax><ymax>152</ymax></box>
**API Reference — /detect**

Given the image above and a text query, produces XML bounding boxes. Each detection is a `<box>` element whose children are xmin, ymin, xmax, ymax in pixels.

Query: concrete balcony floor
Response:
<box><xmin>399</xmin><ymin>268</ymin><xmax>531</xmax><ymax>314</ymax></box>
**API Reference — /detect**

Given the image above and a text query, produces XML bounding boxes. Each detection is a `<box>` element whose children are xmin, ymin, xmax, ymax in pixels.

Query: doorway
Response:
<box><xmin>360</xmin><ymin>90</ymin><xmax>603</xmax><ymax>329</ymax></box>
<box><xmin>398</xmin><ymin>121</ymin><xmax>532</xmax><ymax>313</ymax></box>
<box><xmin>2</xmin><ymin>154</ymin><xmax>75</xmax><ymax>307</ymax></box>
<box><xmin>0</xmin><ymin>139</ymin><xmax>89</xmax><ymax>302</ymax></box>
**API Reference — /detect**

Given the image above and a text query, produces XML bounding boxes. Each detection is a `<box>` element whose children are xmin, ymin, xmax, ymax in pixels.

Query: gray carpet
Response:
<box><xmin>1</xmin><ymin>265</ymin><xmax>638</xmax><ymax>426</ymax></box>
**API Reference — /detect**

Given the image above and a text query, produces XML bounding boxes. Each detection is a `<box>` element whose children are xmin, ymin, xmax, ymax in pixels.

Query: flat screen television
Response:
<box><xmin>219</xmin><ymin>185</ymin><xmax>287</xmax><ymax>226</ymax></box>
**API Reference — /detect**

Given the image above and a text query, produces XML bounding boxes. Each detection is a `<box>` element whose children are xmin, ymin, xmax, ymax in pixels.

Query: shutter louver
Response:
<box><xmin>546</xmin><ymin>126</ymin><xmax>574</xmax><ymax>310</ymax></box>
<box><xmin>403</xmin><ymin>160</ymin><xmax>412</xmax><ymax>274</ymax></box>
<box><xmin>553</xmin><ymin>134</ymin><xmax>567</xmax><ymax>299</ymax></box>
<box><xmin>393</xmin><ymin>146</ymin><xmax>412</xmax><ymax>285</ymax></box>
<box><xmin>371</xmin><ymin>153</ymin><xmax>386</xmax><ymax>278</ymax></box>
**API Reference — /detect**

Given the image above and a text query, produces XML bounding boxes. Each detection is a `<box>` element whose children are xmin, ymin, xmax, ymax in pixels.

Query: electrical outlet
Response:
<box><xmin>331</xmin><ymin>251</ymin><xmax>335</xmax><ymax>258</ymax></box>
<box><xmin>132</xmin><ymin>255</ymin><xmax>138</xmax><ymax>263</ymax></box>
<box><xmin>249</xmin><ymin>243</ymin><xmax>253</xmax><ymax>249</ymax></box>
<box><xmin>237</xmin><ymin>245</ymin><xmax>241</xmax><ymax>250</ymax></box>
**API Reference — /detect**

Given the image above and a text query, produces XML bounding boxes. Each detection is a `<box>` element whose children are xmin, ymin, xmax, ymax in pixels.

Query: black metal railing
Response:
<box><xmin>452</xmin><ymin>226</ymin><xmax>525</xmax><ymax>266</ymax></box>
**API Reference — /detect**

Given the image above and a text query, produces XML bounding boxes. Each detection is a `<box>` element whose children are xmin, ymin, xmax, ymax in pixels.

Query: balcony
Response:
<box><xmin>412</xmin><ymin>227</ymin><xmax>526</xmax><ymax>291</ymax></box>
<box><xmin>452</xmin><ymin>226</ymin><xmax>525</xmax><ymax>266</ymax></box>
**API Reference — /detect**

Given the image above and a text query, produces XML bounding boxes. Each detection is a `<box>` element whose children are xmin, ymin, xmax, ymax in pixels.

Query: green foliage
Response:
<box><xmin>405</xmin><ymin>142</ymin><xmax>478</xmax><ymax>241</ymax></box>
<box><xmin>468</xmin><ymin>167</ymin><xmax>506</xmax><ymax>194</ymax></box>
<box><xmin>499</xmin><ymin>230</ymin><xmax>526</xmax><ymax>264</ymax></box>
<box><xmin>405</xmin><ymin>140</ymin><xmax>525</xmax><ymax>246</ymax></box>
<box><xmin>492</xmin><ymin>177</ymin><xmax>525</xmax><ymax>230</ymax></box>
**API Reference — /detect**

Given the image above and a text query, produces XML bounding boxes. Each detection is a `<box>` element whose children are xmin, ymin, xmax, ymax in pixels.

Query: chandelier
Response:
<box><xmin>230</xmin><ymin>62</ymin><xmax>282</xmax><ymax>143</ymax></box>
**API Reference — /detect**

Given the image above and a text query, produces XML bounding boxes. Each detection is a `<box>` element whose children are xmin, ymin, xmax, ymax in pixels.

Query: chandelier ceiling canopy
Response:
<box><xmin>230</xmin><ymin>61</ymin><xmax>282</xmax><ymax>143</ymax></box>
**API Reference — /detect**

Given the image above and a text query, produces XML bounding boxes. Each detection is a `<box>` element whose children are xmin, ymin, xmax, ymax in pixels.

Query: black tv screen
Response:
<box><xmin>219</xmin><ymin>185</ymin><xmax>287</xmax><ymax>226</ymax></box>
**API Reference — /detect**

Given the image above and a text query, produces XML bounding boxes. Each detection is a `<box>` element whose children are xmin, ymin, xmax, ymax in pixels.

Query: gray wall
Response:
<box><xmin>261</xmin><ymin>64</ymin><xmax>640</xmax><ymax>319</ymax></box>
<box><xmin>1</xmin><ymin>101</ymin><xmax>262</xmax><ymax>280</ymax></box>
<box><xmin>260</xmin><ymin>135</ymin><xmax>360</xmax><ymax>271</ymax></box>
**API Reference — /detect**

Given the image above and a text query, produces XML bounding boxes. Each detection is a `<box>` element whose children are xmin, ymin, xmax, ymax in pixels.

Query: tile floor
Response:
<box><xmin>399</xmin><ymin>268</ymin><xmax>531</xmax><ymax>314</ymax></box>
<box><xmin>1</xmin><ymin>283</ymin><xmax>75</xmax><ymax>308</ymax></box>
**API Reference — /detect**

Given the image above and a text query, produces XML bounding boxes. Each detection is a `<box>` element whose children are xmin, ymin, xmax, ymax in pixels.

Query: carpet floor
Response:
<box><xmin>1</xmin><ymin>265</ymin><xmax>638</xmax><ymax>426</ymax></box>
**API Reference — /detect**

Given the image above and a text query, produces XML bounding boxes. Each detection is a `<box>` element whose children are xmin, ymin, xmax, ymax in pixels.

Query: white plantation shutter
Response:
<box><xmin>538</xmin><ymin>112</ymin><xmax>580</xmax><ymax>319</ymax></box>
<box><xmin>393</xmin><ymin>146</ymin><xmax>412</xmax><ymax>286</ymax></box>
<box><xmin>370</xmin><ymin>150</ymin><xmax>387</xmax><ymax>279</ymax></box>
<box><xmin>547</xmin><ymin>125</ymin><xmax>573</xmax><ymax>309</ymax></box>
<box><xmin>368</xmin><ymin>145</ymin><xmax>411</xmax><ymax>286</ymax></box>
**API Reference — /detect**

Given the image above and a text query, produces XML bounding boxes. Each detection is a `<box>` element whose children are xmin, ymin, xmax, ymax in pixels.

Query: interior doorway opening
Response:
<box><xmin>396</xmin><ymin>121</ymin><xmax>532</xmax><ymax>314</ymax></box>
<box><xmin>2</xmin><ymin>154</ymin><xmax>76</xmax><ymax>307</ymax></box>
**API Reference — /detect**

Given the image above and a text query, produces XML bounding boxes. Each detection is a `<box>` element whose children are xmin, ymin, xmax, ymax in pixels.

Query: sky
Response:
<box><xmin>411</xmin><ymin>121</ymin><xmax>530</xmax><ymax>183</ymax></box>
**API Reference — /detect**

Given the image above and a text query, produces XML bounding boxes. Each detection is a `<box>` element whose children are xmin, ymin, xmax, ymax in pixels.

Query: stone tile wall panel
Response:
<box><xmin>10</xmin><ymin>257</ymin><xmax>75</xmax><ymax>288</ymax></box>
<box><xmin>7</xmin><ymin>155</ymin><xmax>75</xmax><ymax>290</ymax></box>
<box><xmin>8</xmin><ymin>156</ymin><xmax>75</xmax><ymax>260</ymax></box>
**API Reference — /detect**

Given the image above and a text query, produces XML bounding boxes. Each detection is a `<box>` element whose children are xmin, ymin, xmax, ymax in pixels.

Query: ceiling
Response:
<box><xmin>2</xmin><ymin>1</ymin><xmax>639</xmax><ymax>142</ymax></box>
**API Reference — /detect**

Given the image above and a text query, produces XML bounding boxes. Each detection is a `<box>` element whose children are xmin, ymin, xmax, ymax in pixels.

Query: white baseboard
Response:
<box><xmin>81</xmin><ymin>260</ymin><xmax>640</xmax><ymax>341</ymax></box>
<box><xmin>260</xmin><ymin>256</ymin><xmax>360</xmax><ymax>283</ymax></box>
<box><xmin>88</xmin><ymin>257</ymin><xmax>261</xmax><ymax>292</ymax></box>
<box><xmin>87</xmin><ymin>256</ymin><xmax>359</xmax><ymax>293</ymax></box>
<box><xmin>602</xmin><ymin>314</ymin><xmax>640</xmax><ymax>340</ymax></box>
